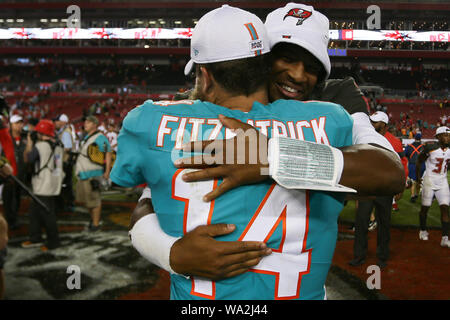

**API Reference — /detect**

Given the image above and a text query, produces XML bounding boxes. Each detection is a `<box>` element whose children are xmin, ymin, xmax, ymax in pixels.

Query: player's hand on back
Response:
<box><xmin>130</xmin><ymin>197</ymin><xmax>272</xmax><ymax>280</ymax></box>
<box><xmin>174</xmin><ymin>115</ymin><xmax>270</xmax><ymax>202</ymax></box>
<box><xmin>170</xmin><ymin>223</ymin><xmax>271</xmax><ymax>280</ymax></box>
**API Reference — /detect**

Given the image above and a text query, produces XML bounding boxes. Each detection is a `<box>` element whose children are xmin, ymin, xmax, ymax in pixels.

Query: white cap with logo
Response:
<box><xmin>10</xmin><ymin>115</ymin><xmax>23</xmax><ymax>123</ymax></box>
<box><xmin>435</xmin><ymin>126</ymin><xmax>449</xmax><ymax>136</ymax></box>
<box><xmin>184</xmin><ymin>5</ymin><xmax>270</xmax><ymax>76</ymax></box>
<box><xmin>369</xmin><ymin>111</ymin><xmax>389</xmax><ymax>124</ymax></box>
<box><xmin>58</xmin><ymin>114</ymin><xmax>69</xmax><ymax>122</ymax></box>
<box><xmin>264</xmin><ymin>2</ymin><xmax>331</xmax><ymax>79</ymax></box>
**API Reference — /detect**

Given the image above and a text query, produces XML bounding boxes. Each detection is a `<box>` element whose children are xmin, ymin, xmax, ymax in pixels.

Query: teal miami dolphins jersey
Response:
<box><xmin>111</xmin><ymin>99</ymin><xmax>353</xmax><ymax>300</ymax></box>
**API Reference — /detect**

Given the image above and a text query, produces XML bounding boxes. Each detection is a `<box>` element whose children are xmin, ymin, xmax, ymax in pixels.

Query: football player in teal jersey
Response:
<box><xmin>112</xmin><ymin>5</ymin><xmax>403</xmax><ymax>300</ymax></box>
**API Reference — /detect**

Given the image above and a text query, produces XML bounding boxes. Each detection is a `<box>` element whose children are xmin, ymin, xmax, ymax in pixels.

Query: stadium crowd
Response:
<box><xmin>1</xmin><ymin>58</ymin><xmax>449</xmax><ymax>95</ymax></box>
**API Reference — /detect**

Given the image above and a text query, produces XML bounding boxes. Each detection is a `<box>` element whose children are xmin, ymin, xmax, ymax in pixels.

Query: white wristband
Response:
<box><xmin>268</xmin><ymin>136</ymin><xmax>356</xmax><ymax>193</ymax></box>
<box><xmin>129</xmin><ymin>214</ymin><xmax>180</xmax><ymax>275</ymax></box>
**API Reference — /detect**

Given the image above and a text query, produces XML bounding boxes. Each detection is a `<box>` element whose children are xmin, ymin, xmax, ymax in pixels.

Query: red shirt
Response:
<box><xmin>0</xmin><ymin>128</ymin><xmax>17</xmax><ymax>175</ymax></box>
<box><xmin>384</xmin><ymin>131</ymin><xmax>408</xmax><ymax>179</ymax></box>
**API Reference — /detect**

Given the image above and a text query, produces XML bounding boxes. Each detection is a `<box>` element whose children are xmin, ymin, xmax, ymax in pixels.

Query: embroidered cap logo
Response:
<box><xmin>283</xmin><ymin>8</ymin><xmax>312</xmax><ymax>25</ymax></box>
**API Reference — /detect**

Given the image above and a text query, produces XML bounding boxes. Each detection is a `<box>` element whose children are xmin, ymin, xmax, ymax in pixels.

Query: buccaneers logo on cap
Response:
<box><xmin>283</xmin><ymin>8</ymin><xmax>312</xmax><ymax>25</ymax></box>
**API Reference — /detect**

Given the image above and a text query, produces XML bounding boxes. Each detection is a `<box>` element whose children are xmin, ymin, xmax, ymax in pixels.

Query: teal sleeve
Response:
<box><xmin>96</xmin><ymin>135</ymin><xmax>112</xmax><ymax>152</ymax></box>
<box><xmin>110</xmin><ymin>123</ymin><xmax>145</xmax><ymax>188</ymax></box>
<box><xmin>324</xmin><ymin>102</ymin><xmax>354</xmax><ymax>148</ymax></box>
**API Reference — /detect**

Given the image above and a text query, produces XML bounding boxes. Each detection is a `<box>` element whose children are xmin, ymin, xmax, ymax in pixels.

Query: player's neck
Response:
<box><xmin>213</xmin><ymin>88</ymin><xmax>269</xmax><ymax>112</ymax></box>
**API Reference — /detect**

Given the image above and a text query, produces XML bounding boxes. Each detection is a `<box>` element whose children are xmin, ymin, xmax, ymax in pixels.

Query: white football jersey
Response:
<box><xmin>106</xmin><ymin>131</ymin><xmax>118</xmax><ymax>152</ymax></box>
<box><xmin>423</xmin><ymin>144</ymin><xmax>450</xmax><ymax>189</ymax></box>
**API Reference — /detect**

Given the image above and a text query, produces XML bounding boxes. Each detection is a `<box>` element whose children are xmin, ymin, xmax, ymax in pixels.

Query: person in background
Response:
<box><xmin>0</xmin><ymin>97</ymin><xmax>17</xmax><ymax>299</ymax></box>
<box><xmin>0</xmin><ymin>161</ymin><xmax>14</xmax><ymax>300</ymax></box>
<box><xmin>350</xmin><ymin>111</ymin><xmax>402</xmax><ymax>268</ymax></box>
<box><xmin>74</xmin><ymin>116</ymin><xmax>112</xmax><ymax>232</ymax></box>
<box><xmin>416</xmin><ymin>126</ymin><xmax>450</xmax><ymax>248</ymax></box>
<box><xmin>384</xmin><ymin>119</ymin><xmax>409</xmax><ymax>212</ymax></box>
<box><xmin>0</xmin><ymin>212</ymin><xmax>7</xmax><ymax>299</ymax></box>
<box><xmin>404</xmin><ymin>133</ymin><xmax>425</xmax><ymax>203</ymax></box>
<box><xmin>2</xmin><ymin>115</ymin><xmax>26</xmax><ymax>230</ymax></box>
<box><xmin>106</xmin><ymin>123</ymin><xmax>118</xmax><ymax>152</ymax></box>
<box><xmin>22</xmin><ymin>119</ymin><xmax>64</xmax><ymax>251</ymax></box>
<box><xmin>55</xmin><ymin>114</ymin><xmax>75</xmax><ymax>213</ymax></box>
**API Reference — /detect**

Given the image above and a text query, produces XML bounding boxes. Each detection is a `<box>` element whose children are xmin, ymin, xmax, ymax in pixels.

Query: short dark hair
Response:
<box><xmin>198</xmin><ymin>53</ymin><xmax>271</xmax><ymax>96</ymax></box>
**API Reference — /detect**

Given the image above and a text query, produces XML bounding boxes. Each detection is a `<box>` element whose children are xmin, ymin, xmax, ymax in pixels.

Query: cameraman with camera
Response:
<box><xmin>22</xmin><ymin>119</ymin><xmax>64</xmax><ymax>251</ymax></box>
<box><xmin>74</xmin><ymin>115</ymin><xmax>112</xmax><ymax>232</ymax></box>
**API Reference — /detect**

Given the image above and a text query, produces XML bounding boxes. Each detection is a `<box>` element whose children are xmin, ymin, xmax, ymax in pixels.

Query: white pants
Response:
<box><xmin>421</xmin><ymin>182</ymin><xmax>450</xmax><ymax>207</ymax></box>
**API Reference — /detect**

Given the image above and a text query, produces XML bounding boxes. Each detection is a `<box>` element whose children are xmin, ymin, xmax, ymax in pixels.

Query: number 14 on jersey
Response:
<box><xmin>172</xmin><ymin>169</ymin><xmax>312</xmax><ymax>300</ymax></box>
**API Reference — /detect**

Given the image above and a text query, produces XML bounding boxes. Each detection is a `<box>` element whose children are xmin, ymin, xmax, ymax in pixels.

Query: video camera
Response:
<box><xmin>20</xmin><ymin>129</ymin><xmax>38</xmax><ymax>143</ymax></box>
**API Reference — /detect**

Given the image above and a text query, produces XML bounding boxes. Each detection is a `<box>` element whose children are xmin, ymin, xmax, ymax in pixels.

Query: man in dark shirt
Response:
<box><xmin>404</xmin><ymin>133</ymin><xmax>425</xmax><ymax>202</ymax></box>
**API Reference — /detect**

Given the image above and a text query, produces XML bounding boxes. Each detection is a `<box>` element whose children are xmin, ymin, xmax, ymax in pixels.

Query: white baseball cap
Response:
<box><xmin>184</xmin><ymin>5</ymin><xmax>270</xmax><ymax>76</ymax></box>
<box><xmin>264</xmin><ymin>3</ymin><xmax>331</xmax><ymax>79</ymax></box>
<box><xmin>435</xmin><ymin>126</ymin><xmax>450</xmax><ymax>136</ymax></box>
<box><xmin>58</xmin><ymin>114</ymin><xmax>69</xmax><ymax>122</ymax></box>
<box><xmin>10</xmin><ymin>115</ymin><xmax>23</xmax><ymax>123</ymax></box>
<box><xmin>370</xmin><ymin>111</ymin><xmax>389</xmax><ymax>124</ymax></box>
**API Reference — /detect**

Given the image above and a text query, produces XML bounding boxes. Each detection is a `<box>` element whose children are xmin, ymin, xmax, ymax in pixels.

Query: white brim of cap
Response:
<box><xmin>435</xmin><ymin>129</ymin><xmax>449</xmax><ymax>136</ymax></box>
<box><xmin>270</xmin><ymin>34</ymin><xmax>330</xmax><ymax>79</ymax></box>
<box><xmin>184</xmin><ymin>59</ymin><xmax>194</xmax><ymax>76</ymax></box>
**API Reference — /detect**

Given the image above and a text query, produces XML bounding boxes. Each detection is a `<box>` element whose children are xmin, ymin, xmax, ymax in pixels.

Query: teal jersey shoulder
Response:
<box><xmin>111</xmin><ymin>98</ymin><xmax>353</xmax><ymax>300</ymax></box>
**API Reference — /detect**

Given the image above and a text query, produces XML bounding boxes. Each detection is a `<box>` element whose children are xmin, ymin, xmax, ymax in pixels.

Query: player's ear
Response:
<box><xmin>199</xmin><ymin>66</ymin><xmax>213</xmax><ymax>94</ymax></box>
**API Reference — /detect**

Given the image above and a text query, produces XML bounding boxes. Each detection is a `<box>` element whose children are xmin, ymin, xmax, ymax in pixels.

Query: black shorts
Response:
<box><xmin>0</xmin><ymin>248</ymin><xmax>6</xmax><ymax>269</ymax></box>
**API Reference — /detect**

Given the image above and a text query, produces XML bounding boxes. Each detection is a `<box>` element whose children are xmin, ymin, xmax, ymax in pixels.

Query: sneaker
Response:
<box><xmin>376</xmin><ymin>260</ymin><xmax>387</xmax><ymax>269</ymax></box>
<box><xmin>419</xmin><ymin>230</ymin><xmax>429</xmax><ymax>241</ymax></box>
<box><xmin>368</xmin><ymin>221</ymin><xmax>377</xmax><ymax>231</ymax></box>
<box><xmin>440</xmin><ymin>236</ymin><xmax>450</xmax><ymax>248</ymax></box>
<box><xmin>392</xmin><ymin>203</ymin><xmax>399</xmax><ymax>212</ymax></box>
<box><xmin>86</xmin><ymin>223</ymin><xmax>101</xmax><ymax>232</ymax></box>
<box><xmin>40</xmin><ymin>245</ymin><xmax>49</xmax><ymax>252</ymax></box>
<box><xmin>348</xmin><ymin>258</ymin><xmax>365</xmax><ymax>267</ymax></box>
<box><xmin>21</xmin><ymin>240</ymin><xmax>44</xmax><ymax>248</ymax></box>
<box><xmin>410</xmin><ymin>196</ymin><xmax>417</xmax><ymax>203</ymax></box>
